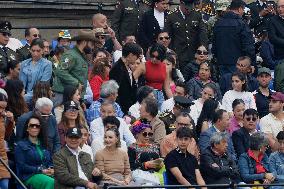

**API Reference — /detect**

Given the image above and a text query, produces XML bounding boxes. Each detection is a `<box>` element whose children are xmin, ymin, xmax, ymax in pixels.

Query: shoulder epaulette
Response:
<box><xmin>168</xmin><ymin>8</ymin><xmax>178</xmax><ymax>15</ymax></box>
<box><xmin>159</xmin><ymin>110</ymin><xmax>172</xmax><ymax>118</ymax></box>
<box><xmin>141</xmin><ymin>0</ymin><xmax>151</xmax><ymax>6</ymax></box>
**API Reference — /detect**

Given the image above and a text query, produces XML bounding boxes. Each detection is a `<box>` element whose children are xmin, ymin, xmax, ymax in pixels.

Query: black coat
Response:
<box><xmin>138</xmin><ymin>9</ymin><xmax>167</xmax><ymax>51</ymax></box>
<box><xmin>109</xmin><ymin>58</ymin><xmax>137</xmax><ymax>114</ymax></box>
<box><xmin>268</xmin><ymin>15</ymin><xmax>284</xmax><ymax>60</ymax></box>
<box><xmin>248</xmin><ymin>0</ymin><xmax>276</xmax><ymax>31</ymax></box>
<box><xmin>232</xmin><ymin>127</ymin><xmax>251</xmax><ymax>158</ymax></box>
<box><xmin>212</xmin><ymin>11</ymin><xmax>256</xmax><ymax>67</ymax></box>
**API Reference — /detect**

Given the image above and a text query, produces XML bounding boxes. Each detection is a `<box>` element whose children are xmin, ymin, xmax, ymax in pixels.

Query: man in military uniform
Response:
<box><xmin>52</xmin><ymin>29</ymin><xmax>98</xmax><ymax>106</ymax></box>
<box><xmin>165</xmin><ymin>0</ymin><xmax>208</xmax><ymax>71</ymax></box>
<box><xmin>16</xmin><ymin>27</ymin><xmax>40</xmax><ymax>62</ymax></box>
<box><xmin>0</xmin><ymin>21</ymin><xmax>17</xmax><ymax>78</ymax></box>
<box><xmin>248</xmin><ymin>0</ymin><xmax>276</xmax><ymax>31</ymax></box>
<box><xmin>159</xmin><ymin>96</ymin><xmax>193</xmax><ymax>134</ymax></box>
<box><xmin>111</xmin><ymin>0</ymin><xmax>152</xmax><ymax>42</ymax></box>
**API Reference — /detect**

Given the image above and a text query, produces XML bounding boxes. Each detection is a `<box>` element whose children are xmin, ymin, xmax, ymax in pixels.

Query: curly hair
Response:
<box><xmin>89</xmin><ymin>57</ymin><xmax>111</xmax><ymax>81</ymax></box>
<box><xmin>5</xmin><ymin>80</ymin><xmax>28</xmax><ymax>119</ymax></box>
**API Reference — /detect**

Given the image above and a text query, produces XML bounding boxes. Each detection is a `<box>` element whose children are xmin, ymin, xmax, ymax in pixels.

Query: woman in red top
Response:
<box><xmin>89</xmin><ymin>57</ymin><xmax>111</xmax><ymax>100</ymax></box>
<box><xmin>133</xmin><ymin>43</ymin><xmax>172</xmax><ymax>109</ymax></box>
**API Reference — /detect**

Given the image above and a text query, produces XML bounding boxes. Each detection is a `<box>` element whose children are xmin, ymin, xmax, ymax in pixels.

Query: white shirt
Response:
<box><xmin>190</xmin><ymin>99</ymin><xmax>203</xmax><ymax>125</ymax></box>
<box><xmin>81</xmin><ymin>144</ymin><xmax>94</xmax><ymax>162</ymax></box>
<box><xmin>260</xmin><ymin>113</ymin><xmax>284</xmax><ymax>138</ymax></box>
<box><xmin>221</xmin><ymin>90</ymin><xmax>257</xmax><ymax>113</ymax></box>
<box><xmin>161</xmin><ymin>97</ymin><xmax>174</xmax><ymax>113</ymax></box>
<box><xmin>7</xmin><ymin>38</ymin><xmax>23</xmax><ymax>51</ymax></box>
<box><xmin>154</xmin><ymin>8</ymin><xmax>165</xmax><ymax>30</ymax></box>
<box><xmin>128</xmin><ymin>102</ymin><xmax>141</xmax><ymax>119</ymax></box>
<box><xmin>66</xmin><ymin>145</ymin><xmax>88</xmax><ymax>189</ymax></box>
<box><xmin>90</xmin><ymin>117</ymin><xmax>136</xmax><ymax>146</ymax></box>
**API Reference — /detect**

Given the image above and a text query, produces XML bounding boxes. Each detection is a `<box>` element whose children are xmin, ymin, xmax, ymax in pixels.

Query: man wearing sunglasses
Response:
<box><xmin>232</xmin><ymin>109</ymin><xmax>259</xmax><ymax>158</ymax></box>
<box><xmin>0</xmin><ymin>21</ymin><xmax>17</xmax><ymax>78</ymax></box>
<box><xmin>16</xmin><ymin>27</ymin><xmax>40</xmax><ymax>62</ymax></box>
<box><xmin>260</xmin><ymin>92</ymin><xmax>284</xmax><ymax>151</ymax></box>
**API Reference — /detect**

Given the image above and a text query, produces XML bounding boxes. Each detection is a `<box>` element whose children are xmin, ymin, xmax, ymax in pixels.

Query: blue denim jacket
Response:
<box><xmin>238</xmin><ymin>152</ymin><xmax>269</xmax><ymax>183</ymax></box>
<box><xmin>15</xmin><ymin>139</ymin><xmax>53</xmax><ymax>181</ymax></box>
<box><xmin>19</xmin><ymin>57</ymin><xmax>52</xmax><ymax>103</ymax></box>
<box><xmin>269</xmin><ymin>152</ymin><xmax>284</xmax><ymax>182</ymax></box>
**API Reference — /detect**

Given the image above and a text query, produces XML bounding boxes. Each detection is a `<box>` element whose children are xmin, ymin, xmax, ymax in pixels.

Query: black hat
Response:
<box><xmin>66</xmin><ymin>127</ymin><xmax>82</xmax><ymax>138</ymax></box>
<box><xmin>181</xmin><ymin>0</ymin><xmax>196</xmax><ymax>5</ymax></box>
<box><xmin>63</xmin><ymin>100</ymin><xmax>79</xmax><ymax>112</ymax></box>
<box><xmin>174</xmin><ymin>96</ymin><xmax>194</xmax><ymax>109</ymax></box>
<box><xmin>0</xmin><ymin>21</ymin><xmax>12</xmax><ymax>35</ymax></box>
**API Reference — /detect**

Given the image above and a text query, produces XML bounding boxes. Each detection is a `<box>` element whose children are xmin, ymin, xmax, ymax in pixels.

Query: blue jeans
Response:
<box><xmin>0</xmin><ymin>178</ymin><xmax>9</xmax><ymax>189</ymax></box>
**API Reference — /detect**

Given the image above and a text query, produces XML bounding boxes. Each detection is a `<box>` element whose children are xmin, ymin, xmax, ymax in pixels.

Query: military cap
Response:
<box><xmin>180</xmin><ymin>0</ymin><xmax>196</xmax><ymax>5</ymax></box>
<box><xmin>58</xmin><ymin>30</ymin><xmax>71</xmax><ymax>39</ymax></box>
<box><xmin>174</xmin><ymin>96</ymin><xmax>194</xmax><ymax>109</ymax></box>
<box><xmin>215</xmin><ymin>0</ymin><xmax>230</xmax><ymax>11</ymax></box>
<box><xmin>71</xmin><ymin>29</ymin><xmax>97</xmax><ymax>41</ymax></box>
<box><xmin>0</xmin><ymin>21</ymin><xmax>12</xmax><ymax>35</ymax></box>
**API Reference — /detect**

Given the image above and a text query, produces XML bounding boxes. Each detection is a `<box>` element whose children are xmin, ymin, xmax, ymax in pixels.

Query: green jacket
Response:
<box><xmin>52</xmin><ymin>47</ymin><xmax>88</xmax><ymax>94</ymax></box>
<box><xmin>53</xmin><ymin>146</ymin><xmax>94</xmax><ymax>189</ymax></box>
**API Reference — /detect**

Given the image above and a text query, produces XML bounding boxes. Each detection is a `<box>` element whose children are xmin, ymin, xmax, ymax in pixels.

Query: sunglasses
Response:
<box><xmin>159</xmin><ymin>36</ymin><xmax>170</xmax><ymax>40</ymax></box>
<box><xmin>1</xmin><ymin>32</ymin><xmax>11</xmax><ymax>37</ymax></box>
<box><xmin>245</xmin><ymin>117</ymin><xmax>257</xmax><ymax>122</ymax></box>
<box><xmin>142</xmin><ymin>132</ymin><xmax>153</xmax><ymax>137</ymax></box>
<box><xmin>176</xmin><ymin>122</ymin><xmax>191</xmax><ymax>127</ymax></box>
<box><xmin>32</xmin><ymin>34</ymin><xmax>40</xmax><ymax>38</ymax></box>
<box><xmin>40</xmin><ymin>113</ymin><xmax>52</xmax><ymax>117</ymax></box>
<box><xmin>96</xmin><ymin>35</ymin><xmax>105</xmax><ymax>39</ymax></box>
<box><xmin>66</xmin><ymin>108</ymin><xmax>79</xmax><ymax>113</ymax></box>
<box><xmin>196</xmin><ymin>50</ymin><xmax>208</xmax><ymax>55</ymax></box>
<box><xmin>28</xmin><ymin>124</ymin><xmax>41</xmax><ymax>128</ymax></box>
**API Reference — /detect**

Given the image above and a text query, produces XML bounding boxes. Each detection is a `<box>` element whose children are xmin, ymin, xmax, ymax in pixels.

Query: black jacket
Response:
<box><xmin>212</xmin><ymin>11</ymin><xmax>256</xmax><ymax>67</ymax></box>
<box><xmin>200</xmin><ymin>147</ymin><xmax>241</xmax><ymax>188</ymax></box>
<box><xmin>138</xmin><ymin>9</ymin><xmax>167</xmax><ymax>51</ymax></box>
<box><xmin>232</xmin><ymin>127</ymin><xmax>251</xmax><ymax>158</ymax></box>
<box><xmin>268</xmin><ymin>15</ymin><xmax>284</xmax><ymax>60</ymax></box>
<box><xmin>109</xmin><ymin>58</ymin><xmax>137</xmax><ymax>114</ymax></box>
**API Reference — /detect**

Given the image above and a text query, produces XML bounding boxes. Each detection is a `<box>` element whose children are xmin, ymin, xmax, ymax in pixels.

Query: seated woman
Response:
<box><xmin>57</xmin><ymin>100</ymin><xmax>87</xmax><ymax>146</ymax></box>
<box><xmin>128</xmin><ymin>120</ymin><xmax>164</xmax><ymax>185</ymax></box>
<box><xmin>80</xmin><ymin>126</ymin><xmax>94</xmax><ymax>162</ymax></box>
<box><xmin>15</xmin><ymin>115</ymin><xmax>54</xmax><ymax>189</ymax></box>
<box><xmin>238</xmin><ymin>132</ymin><xmax>275</xmax><ymax>185</ymax></box>
<box><xmin>93</xmin><ymin>128</ymin><xmax>132</xmax><ymax>186</ymax></box>
<box><xmin>228</xmin><ymin>99</ymin><xmax>245</xmax><ymax>134</ymax></box>
<box><xmin>165</xmin><ymin>127</ymin><xmax>206</xmax><ymax>187</ymax></box>
<box><xmin>269</xmin><ymin>131</ymin><xmax>284</xmax><ymax>188</ymax></box>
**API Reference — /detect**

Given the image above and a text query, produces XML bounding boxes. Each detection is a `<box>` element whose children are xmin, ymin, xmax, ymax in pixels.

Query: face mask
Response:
<box><xmin>83</xmin><ymin>46</ymin><xmax>93</xmax><ymax>55</ymax></box>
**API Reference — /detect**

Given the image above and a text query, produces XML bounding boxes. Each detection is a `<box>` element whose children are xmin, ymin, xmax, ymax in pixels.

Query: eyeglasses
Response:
<box><xmin>142</xmin><ymin>132</ymin><xmax>154</xmax><ymax>137</ymax></box>
<box><xmin>245</xmin><ymin>117</ymin><xmax>257</xmax><ymax>122</ymax></box>
<box><xmin>96</xmin><ymin>35</ymin><xmax>105</xmax><ymax>40</ymax></box>
<box><xmin>176</xmin><ymin>122</ymin><xmax>191</xmax><ymax>127</ymax></box>
<box><xmin>40</xmin><ymin>113</ymin><xmax>52</xmax><ymax>117</ymax></box>
<box><xmin>1</xmin><ymin>32</ymin><xmax>11</xmax><ymax>37</ymax></box>
<box><xmin>196</xmin><ymin>50</ymin><xmax>208</xmax><ymax>55</ymax></box>
<box><xmin>66</xmin><ymin>108</ymin><xmax>79</xmax><ymax>113</ymax></box>
<box><xmin>28</xmin><ymin>124</ymin><xmax>40</xmax><ymax>129</ymax></box>
<box><xmin>159</xmin><ymin>36</ymin><xmax>170</xmax><ymax>40</ymax></box>
<box><xmin>32</xmin><ymin>34</ymin><xmax>40</xmax><ymax>38</ymax></box>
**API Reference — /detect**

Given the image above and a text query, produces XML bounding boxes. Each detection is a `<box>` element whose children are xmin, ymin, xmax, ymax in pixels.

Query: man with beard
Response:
<box><xmin>52</xmin><ymin>29</ymin><xmax>98</xmax><ymax>106</ymax></box>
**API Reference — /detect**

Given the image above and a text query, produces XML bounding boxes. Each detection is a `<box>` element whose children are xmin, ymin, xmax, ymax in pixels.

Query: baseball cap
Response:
<box><xmin>63</xmin><ymin>101</ymin><xmax>79</xmax><ymax>112</ymax></box>
<box><xmin>258</xmin><ymin>67</ymin><xmax>271</xmax><ymax>76</ymax></box>
<box><xmin>215</xmin><ymin>0</ymin><xmax>230</xmax><ymax>11</ymax></box>
<box><xmin>270</xmin><ymin>92</ymin><xmax>284</xmax><ymax>102</ymax></box>
<box><xmin>66</xmin><ymin>127</ymin><xmax>82</xmax><ymax>138</ymax></box>
<box><xmin>58</xmin><ymin>30</ymin><xmax>71</xmax><ymax>39</ymax></box>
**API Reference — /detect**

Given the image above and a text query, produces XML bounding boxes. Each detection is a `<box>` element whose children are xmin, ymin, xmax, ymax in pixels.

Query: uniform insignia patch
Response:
<box><xmin>125</xmin><ymin>7</ymin><xmax>134</xmax><ymax>11</ymax></box>
<box><xmin>10</xmin><ymin>54</ymin><xmax>15</xmax><ymax>60</ymax></box>
<box><xmin>61</xmin><ymin>57</ymin><xmax>70</xmax><ymax>69</ymax></box>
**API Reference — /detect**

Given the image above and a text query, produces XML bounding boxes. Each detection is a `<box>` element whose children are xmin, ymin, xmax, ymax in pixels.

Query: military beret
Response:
<box><xmin>0</xmin><ymin>21</ymin><xmax>12</xmax><ymax>35</ymax></box>
<box><xmin>174</xmin><ymin>96</ymin><xmax>194</xmax><ymax>109</ymax></box>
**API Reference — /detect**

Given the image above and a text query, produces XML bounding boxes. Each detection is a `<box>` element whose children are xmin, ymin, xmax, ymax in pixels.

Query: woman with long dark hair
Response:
<box><xmin>15</xmin><ymin>115</ymin><xmax>54</xmax><ymax>189</ymax></box>
<box><xmin>4</xmin><ymin>79</ymin><xmax>29</xmax><ymax>120</ymax></box>
<box><xmin>196</xmin><ymin>98</ymin><xmax>219</xmax><ymax>138</ymax></box>
<box><xmin>31</xmin><ymin>81</ymin><xmax>53</xmax><ymax>110</ymax></box>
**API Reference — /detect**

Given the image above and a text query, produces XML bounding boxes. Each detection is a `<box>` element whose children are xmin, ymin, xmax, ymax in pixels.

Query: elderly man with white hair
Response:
<box><xmin>85</xmin><ymin>80</ymin><xmax>123</xmax><ymax>124</ymax></box>
<box><xmin>16</xmin><ymin>97</ymin><xmax>61</xmax><ymax>154</ymax></box>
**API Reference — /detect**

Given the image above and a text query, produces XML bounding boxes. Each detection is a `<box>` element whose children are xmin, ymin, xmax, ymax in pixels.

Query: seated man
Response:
<box><xmin>160</xmin><ymin>112</ymin><xmax>197</xmax><ymax>158</ymax></box>
<box><xmin>16</xmin><ymin>97</ymin><xmax>61</xmax><ymax>154</ymax></box>
<box><xmin>91</xmin><ymin>116</ymin><xmax>127</xmax><ymax>158</ymax></box>
<box><xmin>53</xmin><ymin>127</ymin><xmax>98</xmax><ymax>189</ymax></box>
<box><xmin>232</xmin><ymin>109</ymin><xmax>259</xmax><ymax>158</ymax></box>
<box><xmin>90</xmin><ymin>101</ymin><xmax>135</xmax><ymax>146</ymax></box>
<box><xmin>164</xmin><ymin>127</ymin><xmax>206</xmax><ymax>187</ymax></box>
<box><xmin>269</xmin><ymin>131</ymin><xmax>284</xmax><ymax>185</ymax></box>
<box><xmin>86</xmin><ymin>80</ymin><xmax>123</xmax><ymax>124</ymax></box>
<box><xmin>200</xmin><ymin>132</ymin><xmax>241</xmax><ymax>188</ymax></box>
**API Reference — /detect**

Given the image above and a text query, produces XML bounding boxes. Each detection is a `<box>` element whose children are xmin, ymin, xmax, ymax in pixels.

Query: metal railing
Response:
<box><xmin>107</xmin><ymin>183</ymin><xmax>284</xmax><ymax>189</ymax></box>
